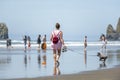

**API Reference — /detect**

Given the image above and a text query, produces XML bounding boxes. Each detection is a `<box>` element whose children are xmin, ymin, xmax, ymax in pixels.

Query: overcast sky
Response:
<box><xmin>0</xmin><ymin>0</ymin><xmax>120</xmax><ymax>40</ymax></box>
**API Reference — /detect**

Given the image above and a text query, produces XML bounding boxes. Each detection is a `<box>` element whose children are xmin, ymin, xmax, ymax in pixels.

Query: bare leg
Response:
<box><xmin>56</xmin><ymin>49</ymin><xmax>61</xmax><ymax>61</ymax></box>
<box><xmin>53</xmin><ymin>49</ymin><xmax>57</xmax><ymax>64</ymax></box>
<box><xmin>38</xmin><ymin>44</ymin><xmax>40</xmax><ymax>48</ymax></box>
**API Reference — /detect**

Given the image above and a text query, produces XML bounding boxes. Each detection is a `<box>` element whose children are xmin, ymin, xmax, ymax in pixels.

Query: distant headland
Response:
<box><xmin>0</xmin><ymin>23</ymin><xmax>9</xmax><ymax>40</ymax></box>
<box><xmin>106</xmin><ymin>18</ymin><xmax>120</xmax><ymax>41</ymax></box>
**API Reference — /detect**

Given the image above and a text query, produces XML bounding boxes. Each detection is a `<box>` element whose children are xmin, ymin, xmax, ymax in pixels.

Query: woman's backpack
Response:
<box><xmin>52</xmin><ymin>31</ymin><xmax>61</xmax><ymax>44</ymax></box>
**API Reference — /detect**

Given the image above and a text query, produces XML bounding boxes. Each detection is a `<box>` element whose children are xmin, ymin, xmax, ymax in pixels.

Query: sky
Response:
<box><xmin>0</xmin><ymin>0</ymin><xmax>120</xmax><ymax>41</ymax></box>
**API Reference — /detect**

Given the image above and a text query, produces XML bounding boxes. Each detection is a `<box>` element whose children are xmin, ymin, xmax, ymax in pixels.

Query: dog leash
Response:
<box><xmin>67</xmin><ymin>48</ymin><xmax>84</xmax><ymax>55</ymax></box>
<box><xmin>67</xmin><ymin>48</ymin><xmax>97</xmax><ymax>56</ymax></box>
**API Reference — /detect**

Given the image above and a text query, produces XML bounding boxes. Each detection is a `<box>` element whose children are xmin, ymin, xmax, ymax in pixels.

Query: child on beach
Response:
<box><xmin>50</xmin><ymin>23</ymin><xmax>65</xmax><ymax>65</ymax></box>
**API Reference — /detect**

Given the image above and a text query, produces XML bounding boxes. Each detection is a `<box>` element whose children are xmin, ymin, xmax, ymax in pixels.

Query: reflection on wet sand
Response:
<box><xmin>24</xmin><ymin>49</ymin><xmax>27</xmax><ymax>68</ymax></box>
<box><xmin>0</xmin><ymin>55</ymin><xmax>11</xmax><ymax>64</ymax></box>
<box><xmin>37</xmin><ymin>49</ymin><xmax>41</xmax><ymax>68</ymax></box>
<box><xmin>24</xmin><ymin>54</ymin><xmax>27</xmax><ymax>68</ymax></box>
<box><xmin>117</xmin><ymin>53</ymin><xmax>120</xmax><ymax>62</ymax></box>
<box><xmin>84</xmin><ymin>49</ymin><xmax>87</xmax><ymax>67</ymax></box>
<box><xmin>53</xmin><ymin>61</ymin><xmax>61</xmax><ymax>76</ymax></box>
<box><xmin>107</xmin><ymin>49</ymin><xmax>120</xmax><ymax>64</ymax></box>
<box><xmin>42</xmin><ymin>53</ymin><xmax>46</xmax><ymax>67</ymax></box>
<box><xmin>99</xmin><ymin>62</ymin><xmax>106</xmax><ymax>68</ymax></box>
<box><xmin>38</xmin><ymin>54</ymin><xmax>41</xmax><ymax>68</ymax></box>
<box><xmin>41</xmin><ymin>49</ymin><xmax>47</xmax><ymax>68</ymax></box>
<box><xmin>24</xmin><ymin>49</ymin><xmax>31</xmax><ymax>68</ymax></box>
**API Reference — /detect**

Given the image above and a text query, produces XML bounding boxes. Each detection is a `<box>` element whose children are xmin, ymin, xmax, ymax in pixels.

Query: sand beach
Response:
<box><xmin>7</xmin><ymin>65</ymin><xmax>120</xmax><ymax>80</ymax></box>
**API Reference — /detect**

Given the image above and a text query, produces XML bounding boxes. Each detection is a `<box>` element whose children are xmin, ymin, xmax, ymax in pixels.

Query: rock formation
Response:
<box><xmin>106</xmin><ymin>24</ymin><xmax>116</xmax><ymax>34</ymax></box>
<box><xmin>116</xmin><ymin>18</ymin><xmax>120</xmax><ymax>33</ymax></box>
<box><xmin>106</xmin><ymin>18</ymin><xmax>120</xmax><ymax>40</ymax></box>
<box><xmin>0</xmin><ymin>23</ymin><xmax>9</xmax><ymax>39</ymax></box>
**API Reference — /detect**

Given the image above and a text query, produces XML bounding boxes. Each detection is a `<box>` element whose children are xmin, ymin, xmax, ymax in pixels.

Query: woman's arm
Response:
<box><xmin>60</xmin><ymin>31</ymin><xmax>64</xmax><ymax>45</ymax></box>
<box><xmin>50</xmin><ymin>32</ymin><xmax>53</xmax><ymax>41</ymax></box>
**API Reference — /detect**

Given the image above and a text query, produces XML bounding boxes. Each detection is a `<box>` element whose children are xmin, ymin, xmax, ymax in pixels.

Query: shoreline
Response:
<box><xmin>0</xmin><ymin>40</ymin><xmax>120</xmax><ymax>49</ymax></box>
<box><xmin>7</xmin><ymin>65</ymin><xmax>120</xmax><ymax>80</ymax></box>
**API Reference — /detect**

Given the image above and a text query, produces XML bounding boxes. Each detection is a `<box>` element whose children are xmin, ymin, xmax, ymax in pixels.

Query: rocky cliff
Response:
<box><xmin>116</xmin><ymin>18</ymin><xmax>120</xmax><ymax>33</ymax></box>
<box><xmin>0</xmin><ymin>23</ymin><xmax>9</xmax><ymax>39</ymax></box>
<box><xmin>106</xmin><ymin>18</ymin><xmax>120</xmax><ymax>40</ymax></box>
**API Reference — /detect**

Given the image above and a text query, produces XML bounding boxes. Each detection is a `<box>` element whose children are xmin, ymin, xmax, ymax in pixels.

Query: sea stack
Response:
<box><xmin>106</xmin><ymin>18</ymin><xmax>120</xmax><ymax>40</ymax></box>
<box><xmin>116</xmin><ymin>18</ymin><xmax>120</xmax><ymax>33</ymax></box>
<box><xmin>0</xmin><ymin>23</ymin><xmax>9</xmax><ymax>39</ymax></box>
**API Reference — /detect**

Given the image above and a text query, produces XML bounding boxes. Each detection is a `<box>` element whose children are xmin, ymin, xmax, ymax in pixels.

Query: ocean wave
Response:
<box><xmin>0</xmin><ymin>40</ymin><xmax>120</xmax><ymax>48</ymax></box>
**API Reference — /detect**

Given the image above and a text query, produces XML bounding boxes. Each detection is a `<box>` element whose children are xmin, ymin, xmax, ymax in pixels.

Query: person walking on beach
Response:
<box><xmin>84</xmin><ymin>36</ymin><xmax>87</xmax><ymax>50</ymax></box>
<box><xmin>6</xmin><ymin>38</ymin><xmax>12</xmax><ymax>49</ymax></box>
<box><xmin>43</xmin><ymin>34</ymin><xmax>47</xmax><ymax>43</ymax></box>
<box><xmin>27</xmin><ymin>36</ymin><xmax>31</xmax><ymax>49</ymax></box>
<box><xmin>50</xmin><ymin>23</ymin><xmax>65</xmax><ymax>65</ymax></box>
<box><xmin>37</xmin><ymin>34</ymin><xmax>41</xmax><ymax>48</ymax></box>
<box><xmin>23</xmin><ymin>35</ymin><xmax>27</xmax><ymax>50</ymax></box>
<box><xmin>41</xmin><ymin>34</ymin><xmax>47</xmax><ymax>50</ymax></box>
<box><xmin>100</xmin><ymin>34</ymin><xmax>107</xmax><ymax>50</ymax></box>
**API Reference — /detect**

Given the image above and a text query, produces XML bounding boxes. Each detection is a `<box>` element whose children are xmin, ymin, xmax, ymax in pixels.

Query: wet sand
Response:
<box><xmin>8</xmin><ymin>65</ymin><xmax>120</xmax><ymax>80</ymax></box>
<box><xmin>0</xmin><ymin>45</ymin><xmax>120</xmax><ymax>80</ymax></box>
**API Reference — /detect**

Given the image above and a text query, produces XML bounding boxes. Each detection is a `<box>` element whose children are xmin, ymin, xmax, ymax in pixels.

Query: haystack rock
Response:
<box><xmin>106</xmin><ymin>18</ymin><xmax>120</xmax><ymax>40</ymax></box>
<box><xmin>0</xmin><ymin>23</ymin><xmax>9</xmax><ymax>39</ymax></box>
<box><xmin>106</xmin><ymin>24</ymin><xmax>115</xmax><ymax>34</ymax></box>
<box><xmin>116</xmin><ymin>18</ymin><xmax>120</xmax><ymax>33</ymax></box>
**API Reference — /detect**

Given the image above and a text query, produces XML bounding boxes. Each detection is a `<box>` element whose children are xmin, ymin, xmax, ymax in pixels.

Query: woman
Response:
<box><xmin>50</xmin><ymin>23</ymin><xmax>64</xmax><ymax>64</ymax></box>
<box><xmin>101</xmin><ymin>34</ymin><xmax>107</xmax><ymax>49</ymax></box>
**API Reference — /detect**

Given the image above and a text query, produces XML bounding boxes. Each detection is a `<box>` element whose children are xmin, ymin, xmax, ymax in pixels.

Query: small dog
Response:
<box><xmin>97</xmin><ymin>52</ymin><xmax>107</xmax><ymax>63</ymax></box>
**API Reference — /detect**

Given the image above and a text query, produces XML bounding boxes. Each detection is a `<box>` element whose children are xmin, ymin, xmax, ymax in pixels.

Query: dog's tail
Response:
<box><xmin>105</xmin><ymin>56</ymin><xmax>108</xmax><ymax>60</ymax></box>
